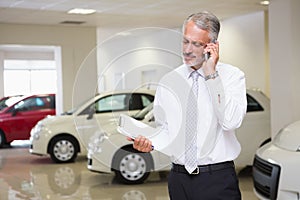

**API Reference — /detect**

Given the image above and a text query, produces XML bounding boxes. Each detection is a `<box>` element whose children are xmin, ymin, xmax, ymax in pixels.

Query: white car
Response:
<box><xmin>87</xmin><ymin>89</ymin><xmax>271</xmax><ymax>184</ymax></box>
<box><xmin>253</xmin><ymin>120</ymin><xmax>300</xmax><ymax>200</ymax></box>
<box><xmin>29</xmin><ymin>89</ymin><xmax>155</xmax><ymax>163</ymax></box>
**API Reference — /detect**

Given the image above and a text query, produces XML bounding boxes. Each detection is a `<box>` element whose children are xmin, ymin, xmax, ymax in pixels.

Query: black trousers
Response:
<box><xmin>168</xmin><ymin>162</ymin><xmax>241</xmax><ymax>200</ymax></box>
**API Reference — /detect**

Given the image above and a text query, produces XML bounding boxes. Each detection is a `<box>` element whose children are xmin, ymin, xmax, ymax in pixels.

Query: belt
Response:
<box><xmin>171</xmin><ymin>161</ymin><xmax>235</xmax><ymax>175</ymax></box>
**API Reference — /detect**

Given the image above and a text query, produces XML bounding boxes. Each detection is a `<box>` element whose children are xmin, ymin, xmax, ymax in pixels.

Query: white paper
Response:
<box><xmin>117</xmin><ymin>114</ymin><xmax>171</xmax><ymax>155</ymax></box>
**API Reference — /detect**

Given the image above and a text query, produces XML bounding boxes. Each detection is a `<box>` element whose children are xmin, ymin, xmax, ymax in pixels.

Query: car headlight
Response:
<box><xmin>273</xmin><ymin>122</ymin><xmax>300</xmax><ymax>151</ymax></box>
<box><xmin>31</xmin><ymin>123</ymin><xmax>45</xmax><ymax>140</ymax></box>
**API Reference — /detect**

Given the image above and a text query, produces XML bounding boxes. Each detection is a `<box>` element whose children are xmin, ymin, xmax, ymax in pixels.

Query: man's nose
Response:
<box><xmin>184</xmin><ymin>43</ymin><xmax>193</xmax><ymax>53</ymax></box>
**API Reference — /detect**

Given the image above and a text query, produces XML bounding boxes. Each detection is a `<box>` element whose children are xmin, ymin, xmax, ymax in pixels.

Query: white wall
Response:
<box><xmin>219</xmin><ymin>11</ymin><xmax>268</xmax><ymax>95</ymax></box>
<box><xmin>97</xmin><ymin>27</ymin><xmax>183</xmax><ymax>91</ymax></box>
<box><xmin>269</xmin><ymin>0</ymin><xmax>300</xmax><ymax>136</ymax></box>
<box><xmin>0</xmin><ymin>23</ymin><xmax>97</xmax><ymax>113</ymax></box>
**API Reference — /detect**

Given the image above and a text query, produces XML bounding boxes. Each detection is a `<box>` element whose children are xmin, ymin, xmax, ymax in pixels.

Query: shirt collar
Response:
<box><xmin>184</xmin><ymin>65</ymin><xmax>204</xmax><ymax>79</ymax></box>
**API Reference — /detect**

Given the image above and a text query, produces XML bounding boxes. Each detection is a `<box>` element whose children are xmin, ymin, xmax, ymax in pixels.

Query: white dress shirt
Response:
<box><xmin>153</xmin><ymin>62</ymin><xmax>247</xmax><ymax>165</ymax></box>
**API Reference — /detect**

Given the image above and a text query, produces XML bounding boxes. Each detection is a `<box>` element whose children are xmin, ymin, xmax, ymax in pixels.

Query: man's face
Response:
<box><xmin>182</xmin><ymin>21</ymin><xmax>210</xmax><ymax>69</ymax></box>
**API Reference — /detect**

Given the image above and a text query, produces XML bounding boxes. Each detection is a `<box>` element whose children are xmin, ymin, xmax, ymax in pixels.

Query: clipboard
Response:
<box><xmin>118</xmin><ymin>114</ymin><xmax>157</xmax><ymax>138</ymax></box>
<box><xmin>117</xmin><ymin>114</ymin><xmax>171</xmax><ymax>155</ymax></box>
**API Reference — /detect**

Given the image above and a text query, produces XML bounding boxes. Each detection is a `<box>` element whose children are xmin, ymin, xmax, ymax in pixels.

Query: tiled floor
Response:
<box><xmin>0</xmin><ymin>141</ymin><xmax>258</xmax><ymax>200</ymax></box>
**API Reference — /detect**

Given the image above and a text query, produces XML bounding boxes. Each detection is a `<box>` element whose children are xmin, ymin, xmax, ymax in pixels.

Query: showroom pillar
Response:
<box><xmin>269</xmin><ymin>0</ymin><xmax>300</xmax><ymax>137</ymax></box>
<box><xmin>0</xmin><ymin>52</ymin><xmax>4</xmax><ymax>97</ymax></box>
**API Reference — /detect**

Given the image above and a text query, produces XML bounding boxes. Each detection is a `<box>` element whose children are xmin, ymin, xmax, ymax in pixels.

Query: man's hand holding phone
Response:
<box><xmin>203</xmin><ymin>40</ymin><xmax>219</xmax><ymax>76</ymax></box>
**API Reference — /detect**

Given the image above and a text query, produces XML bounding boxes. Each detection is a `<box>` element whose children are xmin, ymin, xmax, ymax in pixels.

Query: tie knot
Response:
<box><xmin>190</xmin><ymin>71</ymin><xmax>199</xmax><ymax>82</ymax></box>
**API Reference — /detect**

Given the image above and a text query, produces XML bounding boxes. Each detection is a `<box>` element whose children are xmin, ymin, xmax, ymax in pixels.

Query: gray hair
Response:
<box><xmin>183</xmin><ymin>11</ymin><xmax>220</xmax><ymax>42</ymax></box>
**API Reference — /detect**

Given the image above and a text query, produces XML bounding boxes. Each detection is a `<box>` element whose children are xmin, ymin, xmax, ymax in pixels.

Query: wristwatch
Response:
<box><xmin>204</xmin><ymin>71</ymin><xmax>219</xmax><ymax>81</ymax></box>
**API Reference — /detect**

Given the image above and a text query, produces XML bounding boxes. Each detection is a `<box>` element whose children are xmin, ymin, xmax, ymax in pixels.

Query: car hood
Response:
<box><xmin>40</xmin><ymin>114</ymin><xmax>117</xmax><ymax>134</ymax></box>
<box><xmin>39</xmin><ymin>114</ymin><xmax>73</xmax><ymax>126</ymax></box>
<box><xmin>274</xmin><ymin>120</ymin><xmax>300</xmax><ymax>151</ymax></box>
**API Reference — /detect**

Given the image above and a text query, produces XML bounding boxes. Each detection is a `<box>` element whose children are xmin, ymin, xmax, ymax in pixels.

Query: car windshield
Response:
<box><xmin>62</xmin><ymin>96</ymin><xmax>96</xmax><ymax>115</ymax></box>
<box><xmin>0</xmin><ymin>95</ymin><xmax>24</xmax><ymax>110</ymax></box>
<box><xmin>133</xmin><ymin>102</ymin><xmax>153</xmax><ymax>120</ymax></box>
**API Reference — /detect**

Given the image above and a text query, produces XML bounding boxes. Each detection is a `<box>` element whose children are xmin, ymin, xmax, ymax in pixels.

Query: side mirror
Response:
<box><xmin>87</xmin><ymin>107</ymin><xmax>95</xmax><ymax>120</ymax></box>
<box><xmin>149</xmin><ymin>116</ymin><xmax>155</xmax><ymax>122</ymax></box>
<box><xmin>12</xmin><ymin>108</ymin><xmax>19</xmax><ymax>116</ymax></box>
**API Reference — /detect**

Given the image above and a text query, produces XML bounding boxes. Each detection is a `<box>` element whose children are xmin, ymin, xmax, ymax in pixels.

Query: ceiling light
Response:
<box><xmin>68</xmin><ymin>8</ymin><xmax>96</xmax><ymax>15</ymax></box>
<box><xmin>260</xmin><ymin>1</ymin><xmax>269</xmax><ymax>5</ymax></box>
<box><xmin>116</xmin><ymin>32</ymin><xmax>132</xmax><ymax>36</ymax></box>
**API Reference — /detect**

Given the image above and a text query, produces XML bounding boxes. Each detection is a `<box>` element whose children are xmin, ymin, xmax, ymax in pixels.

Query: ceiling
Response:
<box><xmin>0</xmin><ymin>0</ymin><xmax>268</xmax><ymax>28</ymax></box>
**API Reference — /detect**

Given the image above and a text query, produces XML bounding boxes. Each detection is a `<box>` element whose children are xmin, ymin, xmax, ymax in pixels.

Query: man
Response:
<box><xmin>130</xmin><ymin>11</ymin><xmax>247</xmax><ymax>200</ymax></box>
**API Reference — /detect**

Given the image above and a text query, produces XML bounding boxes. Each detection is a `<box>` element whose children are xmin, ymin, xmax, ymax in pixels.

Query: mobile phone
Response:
<box><xmin>204</xmin><ymin>52</ymin><xmax>210</xmax><ymax>61</ymax></box>
<box><xmin>205</xmin><ymin>39</ymin><xmax>217</xmax><ymax>60</ymax></box>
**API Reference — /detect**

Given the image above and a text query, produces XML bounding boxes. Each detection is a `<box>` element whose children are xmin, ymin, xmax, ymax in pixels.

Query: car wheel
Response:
<box><xmin>49</xmin><ymin>136</ymin><xmax>78</xmax><ymax>163</ymax></box>
<box><xmin>0</xmin><ymin>130</ymin><xmax>6</xmax><ymax>148</ymax></box>
<box><xmin>113</xmin><ymin>147</ymin><xmax>152</xmax><ymax>184</ymax></box>
<box><xmin>48</xmin><ymin>166</ymin><xmax>81</xmax><ymax>196</ymax></box>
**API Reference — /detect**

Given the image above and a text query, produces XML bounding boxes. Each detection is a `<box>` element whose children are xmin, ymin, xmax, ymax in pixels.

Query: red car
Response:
<box><xmin>0</xmin><ymin>94</ymin><xmax>55</xmax><ymax>147</ymax></box>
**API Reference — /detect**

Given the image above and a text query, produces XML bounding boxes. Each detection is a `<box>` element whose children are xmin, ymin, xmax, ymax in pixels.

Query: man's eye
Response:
<box><xmin>193</xmin><ymin>43</ymin><xmax>202</xmax><ymax>47</ymax></box>
<box><xmin>183</xmin><ymin>40</ymin><xmax>189</xmax><ymax>44</ymax></box>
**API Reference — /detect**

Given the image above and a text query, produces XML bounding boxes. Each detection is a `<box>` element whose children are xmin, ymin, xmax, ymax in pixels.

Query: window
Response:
<box><xmin>13</xmin><ymin>96</ymin><xmax>55</xmax><ymax>112</ymax></box>
<box><xmin>96</xmin><ymin>94</ymin><xmax>127</xmax><ymax>112</ymax></box>
<box><xmin>247</xmin><ymin>94</ymin><xmax>264</xmax><ymax>112</ymax></box>
<box><xmin>79</xmin><ymin>93</ymin><xmax>155</xmax><ymax>115</ymax></box>
<box><xmin>127</xmin><ymin>94</ymin><xmax>153</xmax><ymax>110</ymax></box>
<box><xmin>4</xmin><ymin>60</ymin><xmax>56</xmax><ymax>95</ymax></box>
<box><xmin>141</xmin><ymin>94</ymin><xmax>154</xmax><ymax>107</ymax></box>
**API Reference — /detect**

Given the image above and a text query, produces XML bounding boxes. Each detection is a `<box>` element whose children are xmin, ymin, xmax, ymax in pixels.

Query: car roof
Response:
<box><xmin>95</xmin><ymin>89</ymin><xmax>155</xmax><ymax>98</ymax></box>
<box><xmin>21</xmin><ymin>93</ymin><xmax>55</xmax><ymax>98</ymax></box>
<box><xmin>68</xmin><ymin>89</ymin><xmax>155</xmax><ymax>115</ymax></box>
<box><xmin>246</xmin><ymin>88</ymin><xmax>268</xmax><ymax>97</ymax></box>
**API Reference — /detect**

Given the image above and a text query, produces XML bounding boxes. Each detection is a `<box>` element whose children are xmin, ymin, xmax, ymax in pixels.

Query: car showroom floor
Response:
<box><xmin>0</xmin><ymin>141</ymin><xmax>258</xmax><ymax>200</ymax></box>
